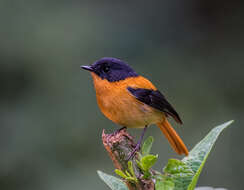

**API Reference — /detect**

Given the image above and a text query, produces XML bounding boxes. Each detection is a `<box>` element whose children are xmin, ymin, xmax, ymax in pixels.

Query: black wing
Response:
<box><xmin>127</xmin><ymin>87</ymin><xmax>182</xmax><ymax>124</ymax></box>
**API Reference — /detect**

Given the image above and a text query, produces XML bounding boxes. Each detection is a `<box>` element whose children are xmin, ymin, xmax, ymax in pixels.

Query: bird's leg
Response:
<box><xmin>127</xmin><ymin>126</ymin><xmax>148</xmax><ymax>160</ymax></box>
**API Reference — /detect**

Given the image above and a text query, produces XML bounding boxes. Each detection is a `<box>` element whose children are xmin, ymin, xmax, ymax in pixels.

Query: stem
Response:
<box><xmin>102</xmin><ymin>128</ymin><xmax>154</xmax><ymax>190</ymax></box>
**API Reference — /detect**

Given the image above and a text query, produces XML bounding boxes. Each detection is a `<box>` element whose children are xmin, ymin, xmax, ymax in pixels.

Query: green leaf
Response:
<box><xmin>164</xmin><ymin>159</ymin><xmax>194</xmax><ymax>176</ymax></box>
<box><xmin>97</xmin><ymin>170</ymin><xmax>129</xmax><ymax>190</ymax></box>
<box><xmin>183</xmin><ymin>120</ymin><xmax>234</xmax><ymax>190</ymax></box>
<box><xmin>141</xmin><ymin>154</ymin><xmax>158</xmax><ymax>171</ymax></box>
<box><xmin>124</xmin><ymin>176</ymin><xmax>137</xmax><ymax>182</ymax></box>
<box><xmin>115</xmin><ymin>169</ymin><xmax>127</xmax><ymax>179</ymax></box>
<box><xmin>125</xmin><ymin>170</ymin><xmax>132</xmax><ymax>177</ymax></box>
<box><xmin>128</xmin><ymin>161</ymin><xmax>137</xmax><ymax>179</ymax></box>
<box><xmin>160</xmin><ymin>121</ymin><xmax>233</xmax><ymax>190</ymax></box>
<box><xmin>156</xmin><ymin>179</ymin><xmax>175</xmax><ymax>190</ymax></box>
<box><xmin>142</xmin><ymin>136</ymin><xmax>154</xmax><ymax>156</ymax></box>
<box><xmin>163</xmin><ymin>159</ymin><xmax>194</xmax><ymax>189</ymax></box>
<box><xmin>136</xmin><ymin>159</ymin><xmax>143</xmax><ymax>170</ymax></box>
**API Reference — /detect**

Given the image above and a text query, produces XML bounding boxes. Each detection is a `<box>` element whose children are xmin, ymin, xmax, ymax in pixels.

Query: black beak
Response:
<box><xmin>81</xmin><ymin>65</ymin><xmax>93</xmax><ymax>72</ymax></box>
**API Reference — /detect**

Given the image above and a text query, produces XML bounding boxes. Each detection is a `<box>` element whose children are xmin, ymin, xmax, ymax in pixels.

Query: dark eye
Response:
<box><xmin>103</xmin><ymin>65</ymin><xmax>110</xmax><ymax>73</ymax></box>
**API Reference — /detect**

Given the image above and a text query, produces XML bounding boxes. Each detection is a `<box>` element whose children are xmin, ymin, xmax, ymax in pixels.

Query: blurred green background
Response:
<box><xmin>1</xmin><ymin>0</ymin><xmax>243</xmax><ymax>189</ymax></box>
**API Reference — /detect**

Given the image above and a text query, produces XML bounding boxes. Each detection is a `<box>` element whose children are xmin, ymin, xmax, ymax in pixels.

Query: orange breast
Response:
<box><xmin>91</xmin><ymin>73</ymin><xmax>165</xmax><ymax>128</ymax></box>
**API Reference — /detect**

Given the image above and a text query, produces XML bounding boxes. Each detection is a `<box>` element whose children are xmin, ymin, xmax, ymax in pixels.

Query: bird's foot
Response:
<box><xmin>110</xmin><ymin>127</ymin><xmax>127</xmax><ymax>137</ymax></box>
<box><xmin>115</xmin><ymin>126</ymin><xmax>127</xmax><ymax>134</ymax></box>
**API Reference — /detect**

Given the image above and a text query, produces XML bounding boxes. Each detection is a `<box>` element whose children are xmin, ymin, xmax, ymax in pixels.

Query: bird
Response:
<box><xmin>81</xmin><ymin>57</ymin><xmax>188</xmax><ymax>159</ymax></box>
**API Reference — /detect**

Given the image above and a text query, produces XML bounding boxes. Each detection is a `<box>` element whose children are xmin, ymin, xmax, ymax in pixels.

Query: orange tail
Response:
<box><xmin>157</xmin><ymin>119</ymin><xmax>188</xmax><ymax>156</ymax></box>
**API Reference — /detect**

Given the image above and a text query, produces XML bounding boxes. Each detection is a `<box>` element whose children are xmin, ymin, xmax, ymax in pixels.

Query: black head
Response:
<box><xmin>81</xmin><ymin>57</ymin><xmax>138</xmax><ymax>82</ymax></box>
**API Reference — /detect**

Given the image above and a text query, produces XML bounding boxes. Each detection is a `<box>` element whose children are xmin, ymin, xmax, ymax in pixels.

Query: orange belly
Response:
<box><xmin>91</xmin><ymin>73</ymin><xmax>165</xmax><ymax>128</ymax></box>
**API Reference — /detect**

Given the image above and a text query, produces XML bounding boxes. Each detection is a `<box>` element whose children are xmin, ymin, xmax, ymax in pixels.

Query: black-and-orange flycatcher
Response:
<box><xmin>81</xmin><ymin>57</ymin><xmax>188</xmax><ymax>159</ymax></box>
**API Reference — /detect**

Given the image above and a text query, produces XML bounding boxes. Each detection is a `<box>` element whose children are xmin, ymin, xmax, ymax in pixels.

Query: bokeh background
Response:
<box><xmin>1</xmin><ymin>0</ymin><xmax>244</xmax><ymax>189</ymax></box>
